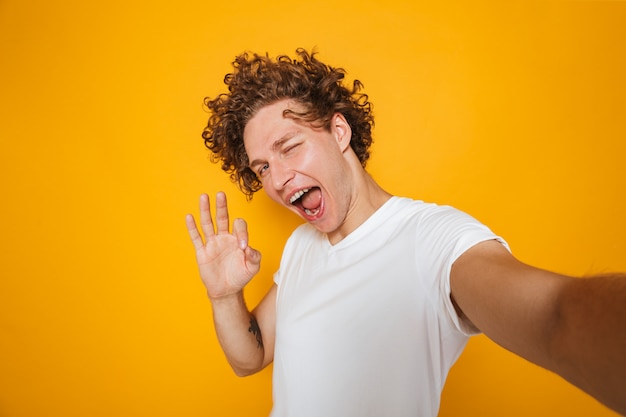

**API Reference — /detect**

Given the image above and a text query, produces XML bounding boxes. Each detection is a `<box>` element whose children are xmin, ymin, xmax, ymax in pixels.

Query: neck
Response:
<box><xmin>328</xmin><ymin>171</ymin><xmax>392</xmax><ymax>245</ymax></box>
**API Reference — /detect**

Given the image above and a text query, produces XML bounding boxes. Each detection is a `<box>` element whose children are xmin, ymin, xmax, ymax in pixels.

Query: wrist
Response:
<box><xmin>208</xmin><ymin>290</ymin><xmax>245</xmax><ymax>306</ymax></box>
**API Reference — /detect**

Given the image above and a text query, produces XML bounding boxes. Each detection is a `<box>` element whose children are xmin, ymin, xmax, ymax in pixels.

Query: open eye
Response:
<box><xmin>258</xmin><ymin>163</ymin><xmax>269</xmax><ymax>177</ymax></box>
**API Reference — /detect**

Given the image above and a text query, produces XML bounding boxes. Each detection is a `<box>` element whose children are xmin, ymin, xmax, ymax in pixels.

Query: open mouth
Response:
<box><xmin>290</xmin><ymin>187</ymin><xmax>322</xmax><ymax>217</ymax></box>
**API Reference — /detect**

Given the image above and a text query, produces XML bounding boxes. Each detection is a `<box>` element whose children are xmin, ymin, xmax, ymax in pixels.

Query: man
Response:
<box><xmin>186</xmin><ymin>48</ymin><xmax>626</xmax><ymax>416</ymax></box>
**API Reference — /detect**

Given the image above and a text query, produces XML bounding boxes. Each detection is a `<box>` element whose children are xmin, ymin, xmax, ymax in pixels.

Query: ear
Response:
<box><xmin>331</xmin><ymin>113</ymin><xmax>352</xmax><ymax>153</ymax></box>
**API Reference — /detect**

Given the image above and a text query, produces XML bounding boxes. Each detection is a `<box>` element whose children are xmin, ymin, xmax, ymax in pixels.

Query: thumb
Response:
<box><xmin>245</xmin><ymin>244</ymin><xmax>261</xmax><ymax>263</ymax></box>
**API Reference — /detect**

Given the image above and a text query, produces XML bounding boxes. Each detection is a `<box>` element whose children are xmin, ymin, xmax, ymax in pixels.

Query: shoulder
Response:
<box><xmin>288</xmin><ymin>222</ymin><xmax>321</xmax><ymax>240</ymax></box>
<box><xmin>282</xmin><ymin>223</ymin><xmax>324</xmax><ymax>251</ymax></box>
<box><xmin>389</xmin><ymin>197</ymin><xmax>493</xmax><ymax>236</ymax></box>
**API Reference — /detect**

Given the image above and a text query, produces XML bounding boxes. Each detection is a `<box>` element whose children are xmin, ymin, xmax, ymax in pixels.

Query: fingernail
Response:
<box><xmin>239</xmin><ymin>240</ymin><xmax>247</xmax><ymax>250</ymax></box>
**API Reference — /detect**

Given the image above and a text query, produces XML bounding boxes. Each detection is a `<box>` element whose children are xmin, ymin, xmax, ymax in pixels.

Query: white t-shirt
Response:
<box><xmin>270</xmin><ymin>197</ymin><xmax>507</xmax><ymax>417</ymax></box>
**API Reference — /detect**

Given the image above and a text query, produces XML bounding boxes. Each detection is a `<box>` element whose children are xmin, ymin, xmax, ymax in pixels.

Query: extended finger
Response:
<box><xmin>215</xmin><ymin>191</ymin><xmax>230</xmax><ymax>234</ymax></box>
<box><xmin>199</xmin><ymin>193</ymin><xmax>215</xmax><ymax>237</ymax></box>
<box><xmin>185</xmin><ymin>214</ymin><xmax>205</xmax><ymax>250</ymax></box>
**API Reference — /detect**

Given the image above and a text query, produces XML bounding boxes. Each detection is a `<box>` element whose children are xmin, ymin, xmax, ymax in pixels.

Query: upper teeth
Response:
<box><xmin>290</xmin><ymin>188</ymin><xmax>310</xmax><ymax>204</ymax></box>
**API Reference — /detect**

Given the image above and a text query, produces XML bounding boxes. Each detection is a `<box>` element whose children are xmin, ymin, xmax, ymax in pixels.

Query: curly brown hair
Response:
<box><xmin>202</xmin><ymin>48</ymin><xmax>374</xmax><ymax>199</ymax></box>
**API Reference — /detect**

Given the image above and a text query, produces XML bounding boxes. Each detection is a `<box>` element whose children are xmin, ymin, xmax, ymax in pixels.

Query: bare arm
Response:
<box><xmin>210</xmin><ymin>285</ymin><xmax>276</xmax><ymax>376</ymax></box>
<box><xmin>451</xmin><ymin>239</ymin><xmax>626</xmax><ymax>415</ymax></box>
<box><xmin>550</xmin><ymin>273</ymin><xmax>626</xmax><ymax>414</ymax></box>
<box><xmin>186</xmin><ymin>192</ymin><xmax>276</xmax><ymax>376</ymax></box>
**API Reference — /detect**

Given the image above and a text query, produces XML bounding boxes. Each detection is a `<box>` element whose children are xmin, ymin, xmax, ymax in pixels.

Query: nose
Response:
<box><xmin>271</xmin><ymin>159</ymin><xmax>294</xmax><ymax>191</ymax></box>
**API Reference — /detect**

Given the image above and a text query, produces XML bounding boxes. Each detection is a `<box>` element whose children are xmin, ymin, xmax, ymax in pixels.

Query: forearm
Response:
<box><xmin>210</xmin><ymin>291</ymin><xmax>266</xmax><ymax>377</ymax></box>
<box><xmin>451</xmin><ymin>241</ymin><xmax>626</xmax><ymax>414</ymax></box>
<box><xmin>551</xmin><ymin>273</ymin><xmax>626</xmax><ymax>415</ymax></box>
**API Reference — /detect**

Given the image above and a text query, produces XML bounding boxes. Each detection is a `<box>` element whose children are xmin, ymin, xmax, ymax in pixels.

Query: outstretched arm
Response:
<box><xmin>186</xmin><ymin>192</ymin><xmax>276</xmax><ymax>376</ymax></box>
<box><xmin>451</xmin><ymin>240</ymin><xmax>626</xmax><ymax>415</ymax></box>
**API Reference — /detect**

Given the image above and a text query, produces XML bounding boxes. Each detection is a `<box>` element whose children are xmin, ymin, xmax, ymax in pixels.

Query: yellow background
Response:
<box><xmin>1</xmin><ymin>1</ymin><xmax>624</xmax><ymax>416</ymax></box>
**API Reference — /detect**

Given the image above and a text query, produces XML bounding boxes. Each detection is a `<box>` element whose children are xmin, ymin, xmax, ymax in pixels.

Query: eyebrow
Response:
<box><xmin>248</xmin><ymin>131</ymin><xmax>299</xmax><ymax>169</ymax></box>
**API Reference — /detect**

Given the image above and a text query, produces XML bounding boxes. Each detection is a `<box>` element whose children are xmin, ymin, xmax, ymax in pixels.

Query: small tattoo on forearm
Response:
<box><xmin>248</xmin><ymin>316</ymin><xmax>263</xmax><ymax>349</ymax></box>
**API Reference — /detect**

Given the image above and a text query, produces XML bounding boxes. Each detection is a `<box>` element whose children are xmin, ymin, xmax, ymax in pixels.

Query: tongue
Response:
<box><xmin>301</xmin><ymin>188</ymin><xmax>322</xmax><ymax>210</ymax></box>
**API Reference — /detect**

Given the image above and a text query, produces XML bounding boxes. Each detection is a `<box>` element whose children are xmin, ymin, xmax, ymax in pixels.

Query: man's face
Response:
<box><xmin>243</xmin><ymin>99</ymin><xmax>355</xmax><ymax>238</ymax></box>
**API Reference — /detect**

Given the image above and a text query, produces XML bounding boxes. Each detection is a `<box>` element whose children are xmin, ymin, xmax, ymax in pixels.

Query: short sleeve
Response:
<box><xmin>414</xmin><ymin>205</ymin><xmax>509</xmax><ymax>336</ymax></box>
